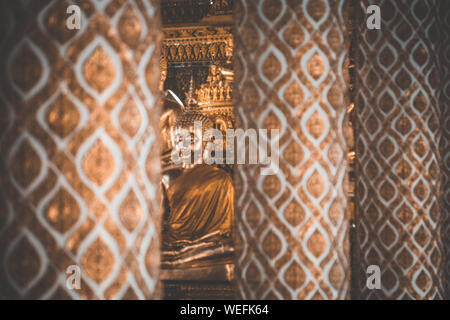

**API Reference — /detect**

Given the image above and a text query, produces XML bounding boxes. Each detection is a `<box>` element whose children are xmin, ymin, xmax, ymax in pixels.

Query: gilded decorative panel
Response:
<box><xmin>0</xmin><ymin>0</ymin><xmax>162</xmax><ymax>299</ymax></box>
<box><xmin>353</xmin><ymin>0</ymin><xmax>445</xmax><ymax>299</ymax></box>
<box><xmin>162</xmin><ymin>26</ymin><xmax>233</xmax><ymax>65</ymax></box>
<box><xmin>234</xmin><ymin>0</ymin><xmax>351</xmax><ymax>299</ymax></box>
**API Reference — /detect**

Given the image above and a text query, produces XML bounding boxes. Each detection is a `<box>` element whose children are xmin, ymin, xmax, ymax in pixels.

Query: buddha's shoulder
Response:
<box><xmin>188</xmin><ymin>164</ymin><xmax>232</xmax><ymax>182</ymax></box>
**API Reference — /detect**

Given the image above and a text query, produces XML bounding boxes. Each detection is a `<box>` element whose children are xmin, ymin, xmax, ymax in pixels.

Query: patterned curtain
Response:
<box><xmin>353</xmin><ymin>0</ymin><xmax>445</xmax><ymax>299</ymax></box>
<box><xmin>0</xmin><ymin>0</ymin><xmax>162</xmax><ymax>299</ymax></box>
<box><xmin>438</xmin><ymin>0</ymin><xmax>450</xmax><ymax>299</ymax></box>
<box><xmin>233</xmin><ymin>0</ymin><xmax>351</xmax><ymax>299</ymax></box>
<box><xmin>0</xmin><ymin>0</ymin><xmax>448</xmax><ymax>301</ymax></box>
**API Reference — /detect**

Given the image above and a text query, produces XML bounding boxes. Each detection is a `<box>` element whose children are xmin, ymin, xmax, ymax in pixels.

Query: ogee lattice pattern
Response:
<box><xmin>234</xmin><ymin>0</ymin><xmax>351</xmax><ymax>299</ymax></box>
<box><xmin>0</xmin><ymin>0</ymin><xmax>162</xmax><ymax>299</ymax></box>
<box><xmin>353</xmin><ymin>0</ymin><xmax>445</xmax><ymax>299</ymax></box>
<box><xmin>437</xmin><ymin>0</ymin><xmax>450</xmax><ymax>299</ymax></box>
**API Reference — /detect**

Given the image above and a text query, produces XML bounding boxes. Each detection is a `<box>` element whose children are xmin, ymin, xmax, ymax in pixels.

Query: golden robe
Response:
<box><xmin>165</xmin><ymin>164</ymin><xmax>234</xmax><ymax>244</ymax></box>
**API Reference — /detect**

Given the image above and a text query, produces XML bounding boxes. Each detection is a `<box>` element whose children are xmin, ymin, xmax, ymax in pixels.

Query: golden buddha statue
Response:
<box><xmin>159</xmin><ymin>67</ymin><xmax>235</xmax><ymax>269</ymax></box>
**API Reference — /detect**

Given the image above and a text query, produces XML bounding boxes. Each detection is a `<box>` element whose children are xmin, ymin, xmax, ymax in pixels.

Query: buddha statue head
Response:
<box><xmin>172</xmin><ymin>75</ymin><xmax>216</xmax><ymax>168</ymax></box>
<box><xmin>161</xmin><ymin>66</ymin><xmax>234</xmax><ymax>171</ymax></box>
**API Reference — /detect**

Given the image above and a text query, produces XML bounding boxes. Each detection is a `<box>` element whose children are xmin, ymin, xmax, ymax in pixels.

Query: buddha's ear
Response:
<box><xmin>160</xmin><ymin>109</ymin><xmax>173</xmax><ymax>128</ymax></box>
<box><xmin>215</xmin><ymin>119</ymin><xmax>227</xmax><ymax>131</ymax></box>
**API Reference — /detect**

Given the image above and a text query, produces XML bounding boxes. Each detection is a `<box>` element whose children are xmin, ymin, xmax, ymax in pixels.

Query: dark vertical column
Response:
<box><xmin>437</xmin><ymin>0</ymin><xmax>450</xmax><ymax>299</ymax></box>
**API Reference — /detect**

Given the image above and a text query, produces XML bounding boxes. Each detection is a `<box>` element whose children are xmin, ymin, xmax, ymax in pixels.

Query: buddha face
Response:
<box><xmin>172</xmin><ymin>119</ymin><xmax>224</xmax><ymax>167</ymax></box>
<box><xmin>173</xmin><ymin>122</ymin><xmax>204</xmax><ymax>167</ymax></box>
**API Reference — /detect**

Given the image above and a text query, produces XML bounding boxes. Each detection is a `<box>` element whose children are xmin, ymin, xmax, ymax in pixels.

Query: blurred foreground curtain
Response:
<box><xmin>0</xmin><ymin>0</ymin><xmax>162</xmax><ymax>299</ymax></box>
<box><xmin>234</xmin><ymin>0</ymin><xmax>351</xmax><ymax>299</ymax></box>
<box><xmin>438</xmin><ymin>1</ymin><xmax>450</xmax><ymax>300</ymax></box>
<box><xmin>353</xmin><ymin>0</ymin><xmax>446</xmax><ymax>299</ymax></box>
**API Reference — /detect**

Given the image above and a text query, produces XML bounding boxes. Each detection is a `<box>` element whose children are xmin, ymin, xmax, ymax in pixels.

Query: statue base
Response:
<box><xmin>161</xmin><ymin>264</ymin><xmax>236</xmax><ymax>300</ymax></box>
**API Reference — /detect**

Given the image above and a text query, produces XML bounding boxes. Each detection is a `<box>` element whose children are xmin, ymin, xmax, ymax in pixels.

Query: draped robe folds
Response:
<box><xmin>165</xmin><ymin>164</ymin><xmax>234</xmax><ymax>245</ymax></box>
<box><xmin>164</xmin><ymin>164</ymin><xmax>234</xmax><ymax>263</ymax></box>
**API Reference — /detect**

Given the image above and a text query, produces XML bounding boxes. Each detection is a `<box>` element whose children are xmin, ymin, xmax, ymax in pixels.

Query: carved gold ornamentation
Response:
<box><xmin>162</xmin><ymin>26</ymin><xmax>233</xmax><ymax>65</ymax></box>
<box><xmin>196</xmin><ymin>65</ymin><xmax>233</xmax><ymax>108</ymax></box>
